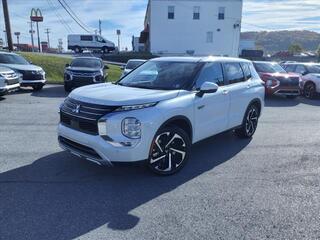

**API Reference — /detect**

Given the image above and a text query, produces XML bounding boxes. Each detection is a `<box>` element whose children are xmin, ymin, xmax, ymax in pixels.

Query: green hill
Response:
<box><xmin>241</xmin><ymin>30</ymin><xmax>320</xmax><ymax>53</ymax></box>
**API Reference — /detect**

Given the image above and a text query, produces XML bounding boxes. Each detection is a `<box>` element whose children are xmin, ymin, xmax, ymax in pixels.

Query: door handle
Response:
<box><xmin>222</xmin><ymin>90</ymin><xmax>229</xmax><ymax>95</ymax></box>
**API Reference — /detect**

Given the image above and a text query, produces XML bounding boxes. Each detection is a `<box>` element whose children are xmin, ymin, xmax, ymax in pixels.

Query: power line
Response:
<box><xmin>57</xmin><ymin>0</ymin><xmax>92</xmax><ymax>33</ymax></box>
<box><xmin>60</xmin><ymin>0</ymin><xmax>93</xmax><ymax>32</ymax></box>
<box><xmin>46</xmin><ymin>0</ymin><xmax>73</xmax><ymax>33</ymax></box>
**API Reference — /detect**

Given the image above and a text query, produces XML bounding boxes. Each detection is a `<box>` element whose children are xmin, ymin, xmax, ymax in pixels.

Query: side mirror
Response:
<box><xmin>301</xmin><ymin>71</ymin><xmax>308</xmax><ymax>76</ymax></box>
<box><xmin>196</xmin><ymin>82</ymin><xmax>219</xmax><ymax>97</ymax></box>
<box><xmin>29</xmin><ymin>61</ymin><xmax>32</xmax><ymax>64</ymax></box>
<box><xmin>65</xmin><ymin>63</ymin><xmax>70</xmax><ymax>68</ymax></box>
<box><xmin>120</xmin><ymin>65</ymin><xmax>125</xmax><ymax>70</ymax></box>
<box><xmin>104</xmin><ymin>65</ymin><xmax>109</xmax><ymax>70</ymax></box>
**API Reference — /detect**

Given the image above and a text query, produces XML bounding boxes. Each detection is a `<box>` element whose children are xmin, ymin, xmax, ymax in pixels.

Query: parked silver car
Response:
<box><xmin>0</xmin><ymin>52</ymin><xmax>46</xmax><ymax>91</ymax></box>
<box><xmin>0</xmin><ymin>66</ymin><xmax>20</xmax><ymax>96</ymax></box>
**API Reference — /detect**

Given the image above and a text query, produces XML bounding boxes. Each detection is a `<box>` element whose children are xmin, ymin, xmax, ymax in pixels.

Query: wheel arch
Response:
<box><xmin>157</xmin><ymin>115</ymin><xmax>193</xmax><ymax>142</ymax></box>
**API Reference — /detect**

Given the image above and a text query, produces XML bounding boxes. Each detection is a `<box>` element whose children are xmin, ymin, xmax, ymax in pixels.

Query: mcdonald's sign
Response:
<box><xmin>30</xmin><ymin>8</ymin><xmax>43</xmax><ymax>22</ymax></box>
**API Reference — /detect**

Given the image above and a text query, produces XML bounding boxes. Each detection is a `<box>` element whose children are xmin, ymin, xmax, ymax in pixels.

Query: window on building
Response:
<box><xmin>224</xmin><ymin>63</ymin><xmax>246</xmax><ymax>84</ymax></box>
<box><xmin>218</xmin><ymin>7</ymin><xmax>225</xmax><ymax>20</ymax></box>
<box><xmin>80</xmin><ymin>35</ymin><xmax>93</xmax><ymax>41</ymax></box>
<box><xmin>206</xmin><ymin>32</ymin><xmax>213</xmax><ymax>43</ymax></box>
<box><xmin>196</xmin><ymin>63</ymin><xmax>224</xmax><ymax>88</ymax></box>
<box><xmin>168</xmin><ymin>6</ymin><xmax>175</xmax><ymax>19</ymax></box>
<box><xmin>193</xmin><ymin>6</ymin><xmax>200</xmax><ymax>20</ymax></box>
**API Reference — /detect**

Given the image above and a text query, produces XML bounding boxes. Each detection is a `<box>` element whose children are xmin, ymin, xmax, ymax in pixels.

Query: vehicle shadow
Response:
<box><xmin>265</xmin><ymin>96</ymin><xmax>300</xmax><ymax>107</ymax></box>
<box><xmin>31</xmin><ymin>85</ymin><xmax>68</xmax><ymax>98</ymax></box>
<box><xmin>0</xmin><ymin>131</ymin><xmax>251</xmax><ymax>240</ymax></box>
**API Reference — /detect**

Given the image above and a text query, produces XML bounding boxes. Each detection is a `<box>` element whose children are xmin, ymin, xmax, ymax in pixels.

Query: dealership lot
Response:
<box><xmin>1</xmin><ymin>85</ymin><xmax>320</xmax><ymax>239</ymax></box>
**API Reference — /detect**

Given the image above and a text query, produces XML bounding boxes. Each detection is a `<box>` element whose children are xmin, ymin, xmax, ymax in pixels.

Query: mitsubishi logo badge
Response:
<box><xmin>73</xmin><ymin>104</ymin><xmax>80</xmax><ymax>114</ymax></box>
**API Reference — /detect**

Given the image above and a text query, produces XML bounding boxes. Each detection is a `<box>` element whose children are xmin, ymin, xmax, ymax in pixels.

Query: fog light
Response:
<box><xmin>121</xmin><ymin>117</ymin><xmax>141</xmax><ymax>139</ymax></box>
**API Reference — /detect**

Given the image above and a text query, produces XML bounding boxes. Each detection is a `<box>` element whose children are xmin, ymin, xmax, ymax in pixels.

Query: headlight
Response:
<box><xmin>265</xmin><ymin>78</ymin><xmax>280</xmax><ymax>87</ymax></box>
<box><xmin>121</xmin><ymin>117</ymin><xmax>141</xmax><ymax>139</ymax></box>
<box><xmin>115</xmin><ymin>102</ymin><xmax>157</xmax><ymax>112</ymax></box>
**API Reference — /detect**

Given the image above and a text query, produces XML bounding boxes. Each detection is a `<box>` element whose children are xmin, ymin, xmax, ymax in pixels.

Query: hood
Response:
<box><xmin>67</xmin><ymin>66</ymin><xmax>101</xmax><ymax>72</ymax></box>
<box><xmin>0</xmin><ymin>66</ymin><xmax>15</xmax><ymax>73</ymax></box>
<box><xmin>259</xmin><ymin>72</ymin><xmax>300</xmax><ymax>79</ymax></box>
<box><xmin>69</xmin><ymin>83</ymin><xmax>180</xmax><ymax>106</ymax></box>
<box><xmin>0</xmin><ymin>63</ymin><xmax>43</xmax><ymax>72</ymax></box>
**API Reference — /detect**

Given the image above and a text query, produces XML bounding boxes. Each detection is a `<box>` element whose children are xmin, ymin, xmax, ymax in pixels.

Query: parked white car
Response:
<box><xmin>67</xmin><ymin>34</ymin><xmax>115</xmax><ymax>53</ymax></box>
<box><xmin>58</xmin><ymin>57</ymin><xmax>265</xmax><ymax>175</ymax></box>
<box><xmin>0</xmin><ymin>52</ymin><xmax>46</xmax><ymax>91</ymax></box>
<box><xmin>0</xmin><ymin>66</ymin><xmax>20</xmax><ymax>96</ymax></box>
<box><xmin>282</xmin><ymin>62</ymin><xmax>320</xmax><ymax>99</ymax></box>
<box><xmin>120</xmin><ymin>59</ymin><xmax>147</xmax><ymax>78</ymax></box>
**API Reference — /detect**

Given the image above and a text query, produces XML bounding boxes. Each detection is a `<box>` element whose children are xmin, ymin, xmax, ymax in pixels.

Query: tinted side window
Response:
<box><xmin>241</xmin><ymin>63</ymin><xmax>252</xmax><ymax>80</ymax></box>
<box><xmin>283</xmin><ymin>64</ymin><xmax>296</xmax><ymax>72</ymax></box>
<box><xmin>80</xmin><ymin>35</ymin><xmax>93</xmax><ymax>41</ymax></box>
<box><xmin>196</xmin><ymin>62</ymin><xmax>224</xmax><ymax>88</ymax></box>
<box><xmin>295</xmin><ymin>65</ymin><xmax>307</xmax><ymax>74</ymax></box>
<box><xmin>224</xmin><ymin>63</ymin><xmax>245</xmax><ymax>84</ymax></box>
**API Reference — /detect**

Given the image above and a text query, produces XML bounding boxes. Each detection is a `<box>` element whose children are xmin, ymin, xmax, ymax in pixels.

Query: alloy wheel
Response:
<box><xmin>149</xmin><ymin>130</ymin><xmax>188</xmax><ymax>174</ymax></box>
<box><xmin>245</xmin><ymin>107</ymin><xmax>258</xmax><ymax>137</ymax></box>
<box><xmin>305</xmin><ymin>83</ymin><xmax>315</xmax><ymax>99</ymax></box>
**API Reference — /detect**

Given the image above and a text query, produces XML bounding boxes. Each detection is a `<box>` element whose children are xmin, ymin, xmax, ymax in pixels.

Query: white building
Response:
<box><xmin>140</xmin><ymin>0</ymin><xmax>243</xmax><ymax>57</ymax></box>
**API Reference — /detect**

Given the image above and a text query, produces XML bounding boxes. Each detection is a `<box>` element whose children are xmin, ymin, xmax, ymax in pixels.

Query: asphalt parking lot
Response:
<box><xmin>1</xmin><ymin>85</ymin><xmax>320</xmax><ymax>240</ymax></box>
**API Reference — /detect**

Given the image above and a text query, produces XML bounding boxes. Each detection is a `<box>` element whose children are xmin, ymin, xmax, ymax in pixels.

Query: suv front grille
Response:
<box><xmin>60</xmin><ymin>97</ymin><xmax>118</xmax><ymax>135</ymax></box>
<box><xmin>277</xmin><ymin>76</ymin><xmax>300</xmax><ymax>87</ymax></box>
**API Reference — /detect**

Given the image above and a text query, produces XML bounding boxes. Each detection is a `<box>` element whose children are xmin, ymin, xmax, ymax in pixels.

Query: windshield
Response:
<box><xmin>254</xmin><ymin>62</ymin><xmax>286</xmax><ymax>73</ymax></box>
<box><xmin>0</xmin><ymin>54</ymin><xmax>30</xmax><ymax>65</ymax></box>
<box><xmin>71</xmin><ymin>58</ymin><xmax>102</xmax><ymax>68</ymax></box>
<box><xmin>307</xmin><ymin>65</ymin><xmax>320</xmax><ymax>73</ymax></box>
<box><xmin>126</xmin><ymin>60</ymin><xmax>145</xmax><ymax>70</ymax></box>
<box><xmin>118</xmin><ymin>61</ymin><xmax>200</xmax><ymax>90</ymax></box>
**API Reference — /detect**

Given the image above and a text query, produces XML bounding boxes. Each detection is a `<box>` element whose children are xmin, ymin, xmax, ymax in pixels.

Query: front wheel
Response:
<box><xmin>235</xmin><ymin>104</ymin><xmax>259</xmax><ymax>138</ymax></box>
<box><xmin>304</xmin><ymin>82</ymin><xmax>316</xmax><ymax>99</ymax></box>
<box><xmin>147</xmin><ymin>126</ymin><xmax>191</xmax><ymax>175</ymax></box>
<box><xmin>32</xmin><ymin>85</ymin><xmax>43</xmax><ymax>91</ymax></box>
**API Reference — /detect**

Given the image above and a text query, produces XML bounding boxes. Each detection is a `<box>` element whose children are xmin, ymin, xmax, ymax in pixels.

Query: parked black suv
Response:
<box><xmin>64</xmin><ymin>57</ymin><xmax>108</xmax><ymax>92</ymax></box>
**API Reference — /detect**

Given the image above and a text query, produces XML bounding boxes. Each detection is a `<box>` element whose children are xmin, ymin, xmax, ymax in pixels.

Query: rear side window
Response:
<box><xmin>80</xmin><ymin>35</ymin><xmax>93</xmax><ymax>41</ymax></box>
<box><xmin>224</xmin><ymin>63</ymin><xmax>245</xmax><ymax>84</ymax></box>
<box><xmin>195</xmin><ymin>62</ymin><xmax>224</xmax><ymax>88</ymax></box>
<box><xmin>240</xmin><ymin>63</ymin><xmax>252</xmax><ymax>80</ymax></box>
<box><xmin>284</xmin><ymin>64</ymin><xmax>296</xmax><ymax>73</ymax></box>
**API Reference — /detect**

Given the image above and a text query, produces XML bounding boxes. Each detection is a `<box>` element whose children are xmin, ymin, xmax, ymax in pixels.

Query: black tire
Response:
<box><xmin>235</xmin><ymin>104</ymin><xmax>259</xmax><ymax>138</ymax></box>
<box><xmin>304</xmin><ymin>82</ymin><xmax>316</xmax><ymax>99</ymax></box>
<box><xmin>147</xmin><ymin>126</ymin><xmax>191</xmax><ymax>175</ymax></box>
<box><xmin>74</xmin><ymin>46</ymin><xmax>82</xmax><ymax>54</ymax></box>
<box><xmin>102</xmin><ymin>47</ymin><xmax>108</xmax><ymax>54</ymax></box>
<box><xmin>32</xmin><ymin>85</ymin><xmax>43</xmax><ymax>91</ymax></box>
<box><xmin>64</xmin><ymin>84</ymin><xmax>72</xmax><ymax>92</ymax></box>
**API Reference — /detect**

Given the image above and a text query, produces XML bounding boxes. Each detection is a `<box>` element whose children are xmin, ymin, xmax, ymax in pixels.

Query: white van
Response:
<box><xmin>67</xmin><ymin>34</ymin><xmax>115</xmax><ymax>53</ymax></box>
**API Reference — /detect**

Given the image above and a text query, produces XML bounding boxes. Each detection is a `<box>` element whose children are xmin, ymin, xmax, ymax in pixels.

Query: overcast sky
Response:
<box><xmin>1</xmin><ymin>0</ymin><xmax>320</xmax><ymax>50</ymax></box>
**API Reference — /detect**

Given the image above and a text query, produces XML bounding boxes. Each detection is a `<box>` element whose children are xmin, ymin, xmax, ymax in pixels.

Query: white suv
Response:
<box><xmin>58</xmin><ymin>57</ymin><xmax>265</xmax><ymax>175</ymax></box>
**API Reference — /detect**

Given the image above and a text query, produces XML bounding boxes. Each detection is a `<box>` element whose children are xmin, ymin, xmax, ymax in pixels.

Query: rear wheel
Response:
<box><xmin>304</xmin><ymin>82</ymin><xmax>316</xmax><ymax>99</ymax></box>
<box><xmin>235</xmin><ymin>104</ymin><xmax>259</xmax><ymax>138</ymax></box>
<box><xmin>74</xmin><ymin>46</ymin><xmax>82</xmax><ymax>53</ymax></box>
<box><xmin>148</xmin><ymin>126</ymin><xmax>191</xmax><ymax>175</ymax></box>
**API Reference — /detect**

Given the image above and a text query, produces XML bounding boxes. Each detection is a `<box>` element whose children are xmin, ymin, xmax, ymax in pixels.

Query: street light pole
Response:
<box><xmin>29</xmin><ymin>21</ymin><xmax>35</xmax><ymax>52</ymax></box>
<box><xmin>36</xmin><ymin>21</ymin><xmax>41</xmax><ymax>52</ymax></box>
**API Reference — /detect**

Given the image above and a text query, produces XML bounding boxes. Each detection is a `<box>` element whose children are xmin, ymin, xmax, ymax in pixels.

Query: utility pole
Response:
<box><xmin>28</xmin><ymin>21</ymin><xmax>35</xmax><ymax>52</ymax></box>
<box><xmin>36</xmin><ymin>22</ymin><xmax>41</xmax><ymax>52</ymax></box>
<box><xmin>2</xmin><ymin>0</ymin><xmax>13</xmax><ymax>51</ymax></box>
<box><xmin>45</xmin><ymin>28</ymin><xmax>50</xmax><ymax>48</ymax></box>
<box><xmin>99</xmin><ymin>19</ymin><xmax>102</xmax><ymax>36</ymax></box>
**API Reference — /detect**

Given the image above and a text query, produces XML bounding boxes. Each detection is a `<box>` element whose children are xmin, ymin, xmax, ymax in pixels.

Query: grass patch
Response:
<box><xmin>20</xmin><ymin>52</ymin><xmax>122</xmax><ymax>84</ymax></box>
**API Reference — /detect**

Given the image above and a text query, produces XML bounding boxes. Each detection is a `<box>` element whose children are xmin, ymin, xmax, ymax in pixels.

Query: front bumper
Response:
<box><xmin>58</xmin><ymin>123</ymin><xmax>149</xmax><ymax>164</ymax></box>
<box><xmin>20</xmin><ymin>79</ymin><xmax>46</xmax><ymax>87</ymax></box>
<box><xmin>0</xmin><ymin>83</ymin><xmax>20</xmax><ymax>94</ymax></box>
<box><xmin>266</xmin><ymin>86</ymin><xmax>300</xmax><ymax>96</ymax></box>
